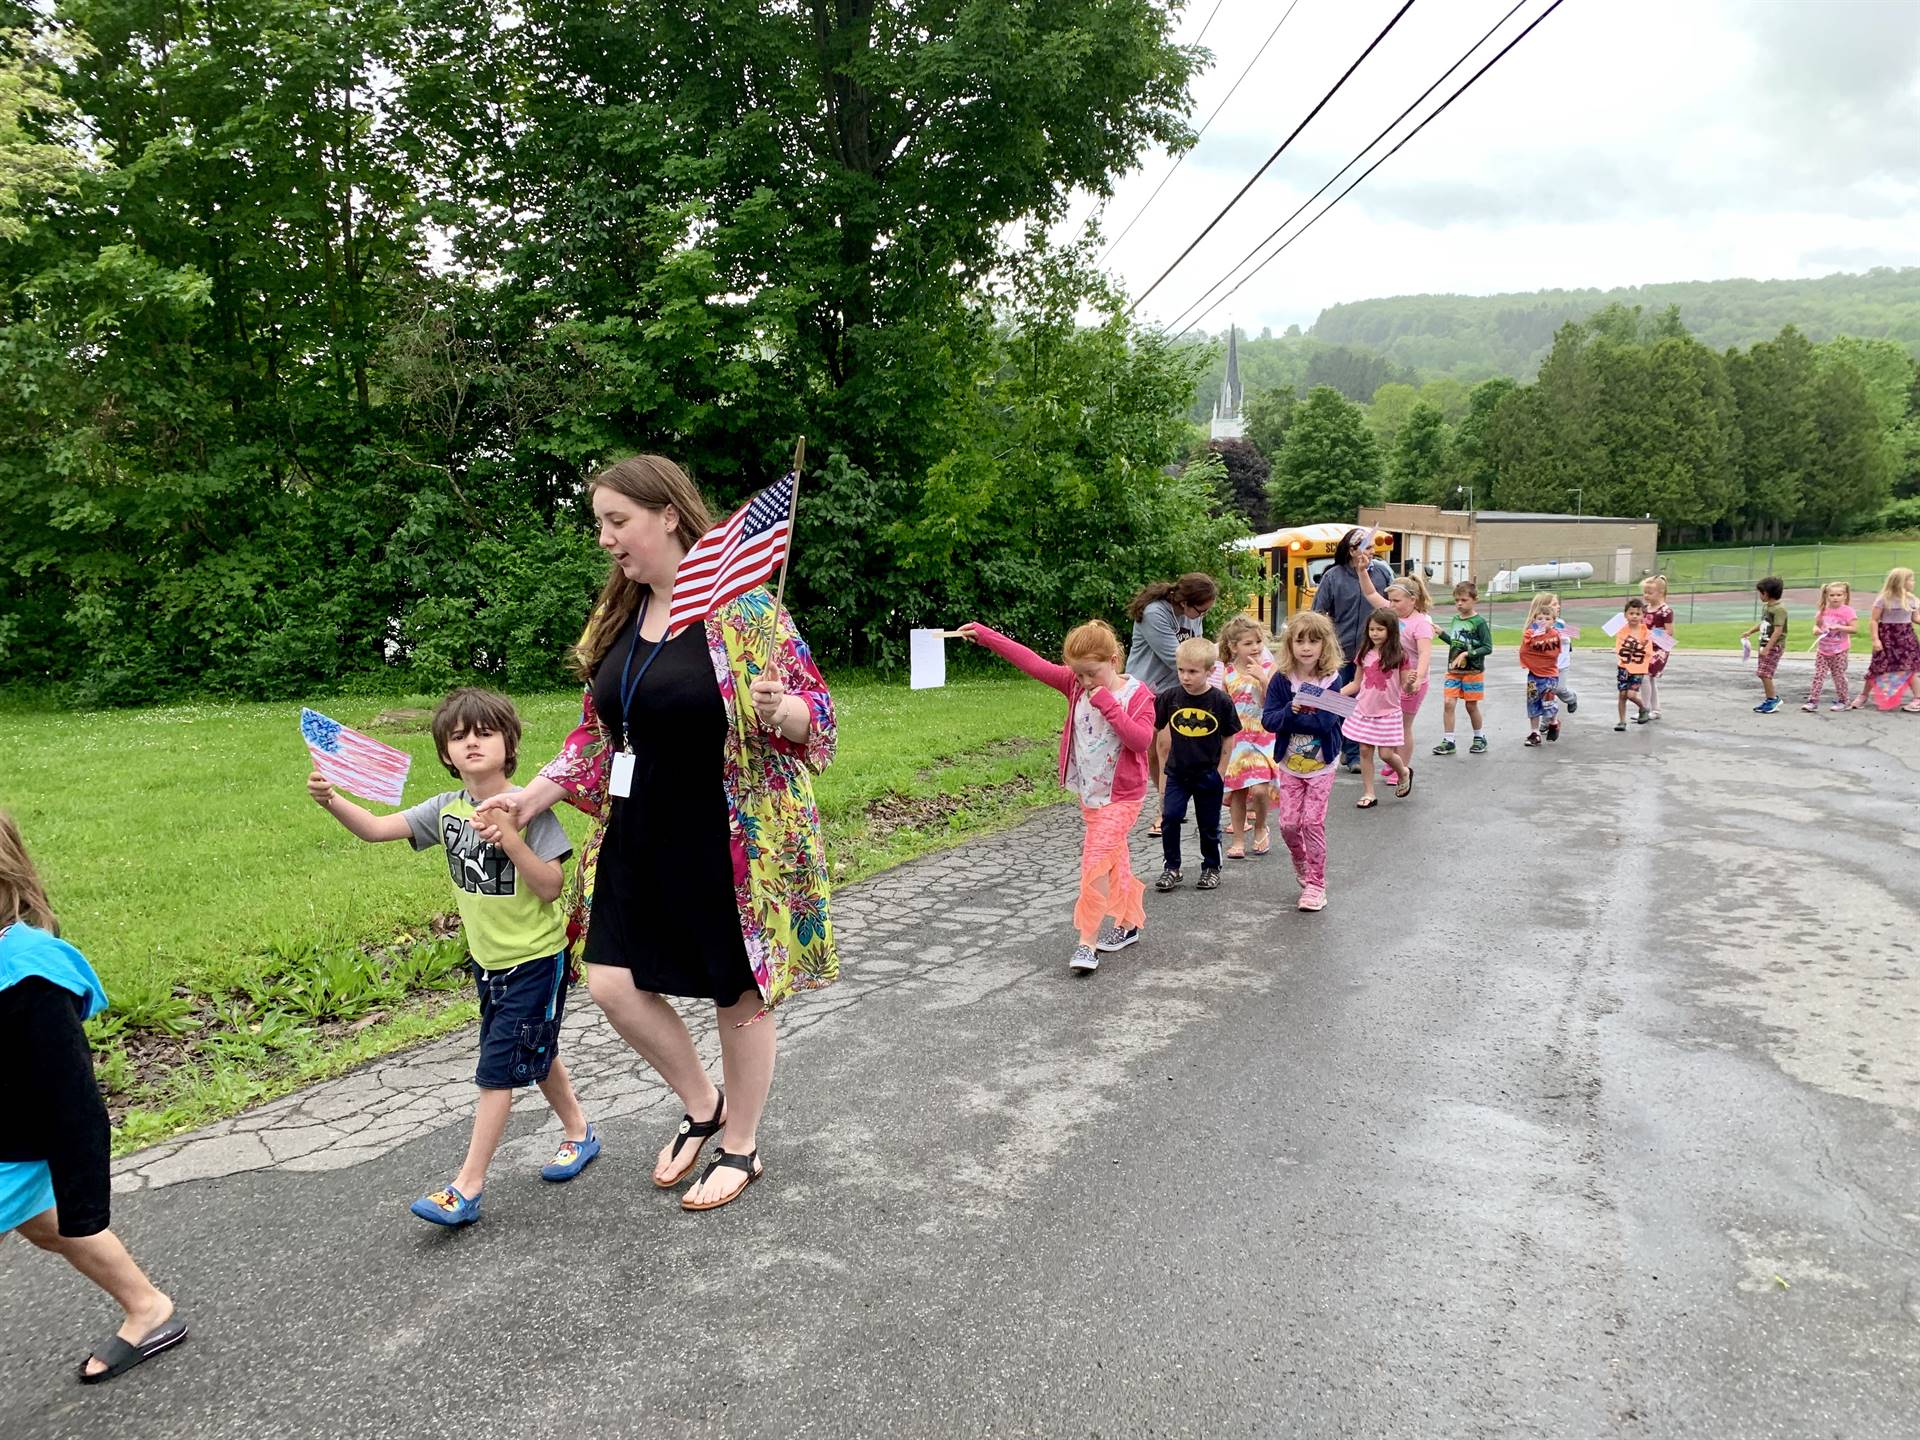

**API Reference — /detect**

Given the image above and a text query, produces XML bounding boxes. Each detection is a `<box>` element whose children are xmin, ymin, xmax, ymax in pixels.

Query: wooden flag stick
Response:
<box><xmin>770</xmin><ymin>435</ymin><xmax>806</xmax><ymax>620</ymax></box>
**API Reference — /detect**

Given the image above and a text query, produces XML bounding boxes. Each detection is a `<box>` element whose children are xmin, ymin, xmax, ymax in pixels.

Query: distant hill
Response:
<box><xmin>1307</xmin><ymin>267</ymin><xmax>1920</xmax><ymax>381</ymax></box>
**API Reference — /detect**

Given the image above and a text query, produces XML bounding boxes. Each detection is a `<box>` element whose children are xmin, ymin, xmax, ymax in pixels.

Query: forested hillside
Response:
<box><xmin>1308</xmin><ymin>268</ymin><xmax>1920</xmax><ymax>380</ymax></box>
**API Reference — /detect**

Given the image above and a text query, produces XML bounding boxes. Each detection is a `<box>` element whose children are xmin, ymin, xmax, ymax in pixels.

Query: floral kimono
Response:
<box><xmin>539</xmin><ymin>587</ymin><xmax>838</xmax><ymax>1018</ymax></box>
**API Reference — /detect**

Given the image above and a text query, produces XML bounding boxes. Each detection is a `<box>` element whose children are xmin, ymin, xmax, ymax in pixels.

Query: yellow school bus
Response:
<box><xmin>1240</xmin><ymin>523</ymin><xmax>1395</xmax><ymax>630</ymax></box>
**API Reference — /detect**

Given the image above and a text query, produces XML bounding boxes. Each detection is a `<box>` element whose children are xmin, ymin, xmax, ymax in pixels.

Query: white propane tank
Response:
<box><xmin>1487</xmin><ymin>562</ymin><xmax>1594</xmax><ymax>594</ymax></box>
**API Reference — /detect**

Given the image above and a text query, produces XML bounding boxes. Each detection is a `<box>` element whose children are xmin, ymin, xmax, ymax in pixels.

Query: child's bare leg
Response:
<box><xmin>1227</xmin><ymin>790</ymin><xmax>1247</xmax><ymax>837</ymax></box>
<box><xmin>1358</xmin><ymin>745</ymin><xmax>1378</xmax><ymax>801</ymax></box>
<box><xmin>453</xmin><ymin>1087</ymin><xmax>513</xmax><ymax>1195</ymax></box>
<box><xmin>1617</xmin><ymin>690</ymin><xmax>1628</xmax><ymax>724</ymax></box>
<box><xmin>1251</xmin><ymin>786</ymin><xmax>1270</xmax><ymax>839</ymax></box>
<box><xmin>18</xmin><ymin>1212</ymin><xmax>174</xmax><ymax>1375</ymax></box>
<box><xmin>537</xmin><ymin>1056</ymin><xmax>588</xmax><ymax>1141</ymax></box>
<box><xmin>1442</xmin><ymin>696</ymin><xmax>1457</xmax><ymax>733</ymax></box>
<box><xmin>1464</xmin><ymin>699</ymin><xmax>1483</xmax><ymax>731</ymax></box>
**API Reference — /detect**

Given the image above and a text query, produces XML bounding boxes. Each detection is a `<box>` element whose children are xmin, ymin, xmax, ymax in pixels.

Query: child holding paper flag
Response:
<box><xmin>958</xmin><ymin>619</ymin><xmax>1155</xmax><ymax>974</ymax></box>
<box><xmin>1261</xmin><ymin>612</ymin><xmax>1347</xmax><ymax>911</ymax></box>
<box><xmin>1612</xmin><ymin>598</ymin><xmax>1655</xmax><ymax>730</ymax></box>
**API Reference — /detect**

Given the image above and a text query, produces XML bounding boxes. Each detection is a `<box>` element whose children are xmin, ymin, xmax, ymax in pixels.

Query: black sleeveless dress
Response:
<box><xmin>583</xmin><ymin>620</ymin><xmax>757</xmax><ymax>1005</ymax></box>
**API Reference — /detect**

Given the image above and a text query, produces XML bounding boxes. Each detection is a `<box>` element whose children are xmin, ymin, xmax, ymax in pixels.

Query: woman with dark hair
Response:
<box><xmin>478</xmin><ymin>455</ymin><xmax>837</xmax><ymax>1212</ymax></box>
<box><xmin>1125</xmin><ymin>573</ymin><xmax>1219</xmax><ymax>836</ymax></box>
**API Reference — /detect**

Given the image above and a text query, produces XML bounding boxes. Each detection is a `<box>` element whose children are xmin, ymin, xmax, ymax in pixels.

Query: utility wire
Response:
<box><xmin>1099</xmin><ymin>0</ymin><xmax>1303</xmax><ymax>265</ymax></box>
<box><xmin>1062</xmin><ymin>0</ymin><xmax>1231</xmax><ymax>246</ymax></box>
<box><xmin>1173</xmin><ymin>0</ymin><xmax>1572</xmax><ymax>339</ymax></box>
<box><xmin>1190</xmin><ymin>0</ymin><xmax>1229</xmax><ymax>47</ymax></box>
<box><xmin>1163</xmin><ymin>0</ymin><xmax>1527</xmax><ymax>336</ymax></box>
<box><xmin>1125</xmin><ymin>0</ymin><xmax>1419</xmax><ymax>317</ymax></box>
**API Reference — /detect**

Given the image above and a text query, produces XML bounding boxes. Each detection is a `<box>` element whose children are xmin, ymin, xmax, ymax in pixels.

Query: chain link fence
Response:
<box><xmin>1386</xmin><ymin>541</ymin><xmax>1918</xmax><ymax>644</ymax></box>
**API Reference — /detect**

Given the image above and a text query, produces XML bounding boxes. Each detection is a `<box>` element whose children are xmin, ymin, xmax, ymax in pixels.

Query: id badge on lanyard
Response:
<box><xmin>611</xmin><ymin>598</ymin><xmax>668</xmax><ymax>800</ymax></box>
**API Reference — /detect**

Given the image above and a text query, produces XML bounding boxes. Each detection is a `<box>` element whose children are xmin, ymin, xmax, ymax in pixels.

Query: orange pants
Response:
<box><xmin>1075</xmin><ymin>799</ymin><xmax>1145</xmax><ymax>944</ymax></box>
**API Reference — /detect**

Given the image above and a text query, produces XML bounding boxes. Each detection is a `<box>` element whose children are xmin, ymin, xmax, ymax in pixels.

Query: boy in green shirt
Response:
<box><xmin>1434</xmin><ymin>581</ymin><xmax>1495</xmax><ymax>755</ymax></box>
<box><xmin>1741</xmin><ymin>576</ymin><xmax>1788</xmax><ymax>714</ymax></box>
<box><xmin>308</xmin><ymin>688</ymin><xmax>600</xmax><ymax>1227</ymax></box>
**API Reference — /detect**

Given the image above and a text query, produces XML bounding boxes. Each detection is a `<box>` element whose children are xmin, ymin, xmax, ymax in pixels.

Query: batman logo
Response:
<box><xmin>1170</xmin><ymin>707</ymin><xmax>1219</xmax><ymax>738</ymax></box>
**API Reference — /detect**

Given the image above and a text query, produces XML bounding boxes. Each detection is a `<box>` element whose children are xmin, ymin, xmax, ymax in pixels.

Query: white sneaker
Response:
<box><xmin>1069</xmin><ymin>943</ymin><xmax>1100</xmax><ymax>973</ymax></box>
<box><xmin>1095</xmin><ymin>923</ymin><xmax>1141</xmax><ymax>954</ymax></box>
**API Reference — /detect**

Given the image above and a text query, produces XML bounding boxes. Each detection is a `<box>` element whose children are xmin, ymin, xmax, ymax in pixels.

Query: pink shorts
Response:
<box><xmin>1398</xmin><ymin>682</ymin><xmax>1430</xmax><ymax>717</ymax></box>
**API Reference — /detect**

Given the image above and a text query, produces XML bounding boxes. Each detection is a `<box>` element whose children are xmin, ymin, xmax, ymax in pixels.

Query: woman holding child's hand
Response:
<box><xmin>481</xmin><ymin>456</ymin><xmax>836</xmax><ymax>1214</ymax></box>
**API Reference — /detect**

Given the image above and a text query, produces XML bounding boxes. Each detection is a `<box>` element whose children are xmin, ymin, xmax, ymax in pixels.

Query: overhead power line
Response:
<box><xmin>1125</xmin><ymin>0</ymin><xmax>1419</xmax><ymax>317</ymax></box>
<box><xmin>1059</xmin><ymin>0</ymin><xmax>1231</xmax><ymax>247</ymax></box>
<box><xmin>1163</xmin><ymin>0</ymin><xmax>1528</xmax><ymax>336</ymax></box>
<box><xmin>1099</xmin><ymin>0</ymin><xmax>1304</xmax><ymax>266</ymax></box>
<box><xmin>1172</xmin><ymin>0</ymin><xmax>1573</xmax><ymax>339</ymax></box>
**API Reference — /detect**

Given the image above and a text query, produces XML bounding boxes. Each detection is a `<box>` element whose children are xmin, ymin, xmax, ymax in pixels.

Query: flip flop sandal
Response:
<box><xmin>654</xmin><ymin>1088</ymin><xmax>725</xmax><ymax>1189</ymax></box>
<box><xmin>681</xmin><ymin>1149</ymin><xmax>763</xmax><ymax>1212</ymax></box>
<box><xmin>1355</xmin><ymin>796</ymin><xmax>1379</xmax><ymax>809</ymax></box>
<box><xmin>1226</xmin><ymin>841</ymin><xmax>1246</xmax><ymax>860</ymax></box>
<box><xmin>78</xmin><ymin>1318</ymin><xmax>188</xmax><ymax>1385</ymax></box>
<box><xmin>1252</xmin><ymin>831</ymin><xmax>1271</xmax><ymax>856</ymax></box>
<box><xmin>1395</xmin><ymin>766</ymin><xmax>1414</xmax><ymax>799</ymax></box>
<box><xmin>1147</xmin><ymin>820</ymin><xmax>1163</xmax><ymax>838</ymax></box>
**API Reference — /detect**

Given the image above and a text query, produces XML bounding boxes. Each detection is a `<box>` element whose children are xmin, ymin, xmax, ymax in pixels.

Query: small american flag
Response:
<box><xmin>666</xmin><ymin>471</ymin><xmax>796</xmax><ymax>636</ymax></box>
<box><xmin>301</xmin><ymin>708</ymin><xmax>412</xmax><ymax>805</ymax></box>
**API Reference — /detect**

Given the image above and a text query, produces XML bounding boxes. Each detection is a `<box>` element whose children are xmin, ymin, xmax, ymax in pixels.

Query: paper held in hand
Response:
<box><xmin>909</xmin><ymin>629</ymin><xmax>948</xmax><ymax>690</ymax></box>
<box><xmin>301</xmin><ymin>708</ymin><xmax>411</xmax><ymax>805</ymax></box>
<box><xmin>1291</xmin><ymin>681</ymin><xmax>1356</xmax><ymax>718</ymax></box>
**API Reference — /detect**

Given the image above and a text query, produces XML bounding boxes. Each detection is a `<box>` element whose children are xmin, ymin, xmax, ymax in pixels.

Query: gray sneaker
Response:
<box><xmin>1069</xmin><ymin>943</ymin><xmax>1100</xmax><ymax>973</ymax></box>
<box><xmin>1095</xmin><ymin>922</ymin><xmax>1141</xmax><ymax>953</ymax></box>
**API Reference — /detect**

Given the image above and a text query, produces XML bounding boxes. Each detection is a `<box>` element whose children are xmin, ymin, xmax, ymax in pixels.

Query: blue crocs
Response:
<box><xmin>410</xmin><ymin>1183</ymin><xmax>482</xmax><ymax>1227</ymax></box>
<box><xmin>541</xmin><ymin>1125</ymin><xmax>601</xmax><ymax>1182</ymax></box>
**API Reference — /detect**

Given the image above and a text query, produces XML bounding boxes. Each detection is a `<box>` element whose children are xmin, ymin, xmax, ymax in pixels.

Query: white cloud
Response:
<box><xmin>1067</xmin><ymin>0</ymin><xmax>1920</xmax><ymax>334</ymax></box>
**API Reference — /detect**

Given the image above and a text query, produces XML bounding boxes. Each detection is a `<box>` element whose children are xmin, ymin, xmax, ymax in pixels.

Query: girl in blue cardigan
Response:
<box><xmin>1262</xmin><ymin>612</ymin><xmax>1349</xmax><ymax>912</ymax></box>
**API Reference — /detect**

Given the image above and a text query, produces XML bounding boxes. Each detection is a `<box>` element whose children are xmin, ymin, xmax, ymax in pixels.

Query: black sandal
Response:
<box><xmin>681</xmin><ymin>1149</ymin><xmax>763</xmax><ymax>1212</ymax></box>
<box><xmin>1395</xmin><ymin>765</ymin><xmax>1414</xmax><ymax>799</ymax></box>
<box><xmin>78</xmin><ymin>1318</ymin><xmax>188</xmax><ymax>1384</ymax></box>
<box><xmin>654</xmin><ymin>1087</ymin><xmax>725</xmax><ymax>1189</ymax></box>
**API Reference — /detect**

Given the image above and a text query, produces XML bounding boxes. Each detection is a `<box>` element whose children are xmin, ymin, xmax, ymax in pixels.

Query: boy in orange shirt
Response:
<box><xmin>1613</xmin><ymin>597</ymin><xmax>1655</xmax><ymax>731</ymax></box>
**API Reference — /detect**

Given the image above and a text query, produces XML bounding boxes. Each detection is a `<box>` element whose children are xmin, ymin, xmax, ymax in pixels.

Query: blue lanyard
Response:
<box><xmin>617</xmin><ymin>596</ymin><xmax>669</xmax><ymax>752</ymax></box>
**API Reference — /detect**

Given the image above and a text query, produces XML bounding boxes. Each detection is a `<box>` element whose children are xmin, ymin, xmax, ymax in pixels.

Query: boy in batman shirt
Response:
<box><xmin>1153</xmin><ymin>637</ymin><xmax>1241</xmax><ymax>893</ymax></box>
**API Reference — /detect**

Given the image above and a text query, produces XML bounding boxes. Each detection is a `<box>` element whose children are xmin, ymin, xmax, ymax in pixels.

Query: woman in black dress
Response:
<box><xmin>484</xmin><ymin>457</ymin><xmax>837</xmax><ymax>1211</ymax></box>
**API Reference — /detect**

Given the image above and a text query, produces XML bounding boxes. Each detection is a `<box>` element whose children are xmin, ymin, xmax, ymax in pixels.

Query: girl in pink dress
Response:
<box><xmin>1341</xmin><ymin>611</ymin><xmax>1416</xmax><ymax>808</ymax></box>
<box><xmin>1383</xmin><ymin>576</ymin><xmax>1435</xmax><ymax>782</ymax></box>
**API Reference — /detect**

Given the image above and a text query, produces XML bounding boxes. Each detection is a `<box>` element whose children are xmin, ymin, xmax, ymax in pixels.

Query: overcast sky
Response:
<box><xmin>1069</xmin><ymin>0</ymin><xmax>1920</xmax><ymax>337</ymax></box>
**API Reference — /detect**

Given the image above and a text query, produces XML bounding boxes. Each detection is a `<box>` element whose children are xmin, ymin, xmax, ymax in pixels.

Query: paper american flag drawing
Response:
<box><xmin>666</xmin><ymin>471</ymin><xmax>796</xmax><ymax>636</ymax></box>
<box><xmin>300</xmin><ymin>708</ymin><xmax>412</xmax><ymax>805</ymax></box>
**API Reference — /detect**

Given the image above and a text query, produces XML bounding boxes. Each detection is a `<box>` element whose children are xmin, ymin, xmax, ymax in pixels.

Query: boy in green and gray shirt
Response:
<box><xmin>1435</xmin><ymin>580</ymin><xmax>1496</xmax><ymax>754</ymax></box>
<box><xmin>1741</xmin><ymin>576</ymin><xmax>1788</xmax><ymax>714</ymax></box>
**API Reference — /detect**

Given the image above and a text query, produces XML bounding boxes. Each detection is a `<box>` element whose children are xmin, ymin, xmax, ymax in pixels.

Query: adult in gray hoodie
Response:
<box><xmin>1125</xmin><ymin>573</ymin><xmax>1219</xmax><ymax>829</ymax></box>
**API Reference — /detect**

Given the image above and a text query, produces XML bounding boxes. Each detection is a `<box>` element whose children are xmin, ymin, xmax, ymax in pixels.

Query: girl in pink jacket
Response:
<box><xmin>960</xmin><ymin>619</ymin><xmax>1156</xmax><ymax>974</ymax></box>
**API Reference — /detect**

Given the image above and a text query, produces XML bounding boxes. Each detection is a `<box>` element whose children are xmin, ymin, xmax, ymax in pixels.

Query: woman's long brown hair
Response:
<box><xmin>571</xmin><ymin>456</ymin><xmax>716</xmax><ymax>680</ymax></box>
<box><xmin>0</xmin><ymin>811</ymin><xmax>57</xmax><ymax>935</ymax></box>
<box><xmin>1126</xmin><ymin>572</ymin><xmax>1218</xmax><ymax>623</ymax></box>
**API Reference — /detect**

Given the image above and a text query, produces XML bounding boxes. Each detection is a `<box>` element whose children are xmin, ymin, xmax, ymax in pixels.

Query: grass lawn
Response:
<box><xmin>1652</xmin><ymin>539</ymin><xmax>1919</xmax><ymax>587</ymax></box>
<box><xmin>0</xmin><ymin>672</ymin><xmax>1068</xmax><ymax>1148</ymax></box>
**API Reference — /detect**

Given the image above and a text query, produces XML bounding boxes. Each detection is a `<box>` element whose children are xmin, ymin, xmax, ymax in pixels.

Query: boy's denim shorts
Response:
<box><xmin>473</xmin><ymin>952</ymin><xmax>568</xmax><ymax>1089</ymax></box>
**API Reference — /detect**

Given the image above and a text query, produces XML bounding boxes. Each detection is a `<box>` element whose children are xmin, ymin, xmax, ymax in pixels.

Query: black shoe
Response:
<box><xmin>1546</xmin><ymin>721</ymin><xmax>1560</xmax><ymax>742</ymax></box>
<box><xmin>1197</xmin><ymin>867</ymin><xmax>1221</xmax><ymax>891</ymax></box>
<box><xmin>1155</xmin><ymin>868</ymin><xmax>1182</xmax><ymax>892</ymax></box>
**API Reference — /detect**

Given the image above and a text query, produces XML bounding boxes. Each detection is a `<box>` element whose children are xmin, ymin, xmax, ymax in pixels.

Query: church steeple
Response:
<box><xmin>1211</xmin><ymin>323</ymin><xmax>1245</xmax><ymax>439</ymax></box>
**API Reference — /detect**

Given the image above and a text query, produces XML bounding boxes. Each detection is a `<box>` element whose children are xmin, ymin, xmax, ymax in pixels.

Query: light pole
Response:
<box><xmin>1456</xmin><ymin>483</ymin><xmax>1474</xmax><ymax>516</ymax></box>
<box><xmin>1569</xmin><ymin>487</ymin><xmax>1584</xmax><ymax>519</ymax></box>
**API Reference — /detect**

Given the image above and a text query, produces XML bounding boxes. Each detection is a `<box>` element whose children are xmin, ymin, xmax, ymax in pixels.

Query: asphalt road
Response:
<box><xmin>3</xmin><ymin>659</ymin><xmax>1917</xmax><ymax>1438</ymax></box>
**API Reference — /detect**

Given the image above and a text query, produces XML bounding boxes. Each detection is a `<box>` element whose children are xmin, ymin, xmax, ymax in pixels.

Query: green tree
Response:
<box><xmin>1242</xmin><ymin>384</ymin><xmax>1296</xmax><ymax>463</ymax></box>
<box><xmin>1443</xmin><ymin>375</ymin><xmax>1516</xmax><ymax>510</ymax></box>
<box><xmin>1802</xmin><ymin>358</ymin><xmax>1892</xmax><ymax>533</ymax></box>
<box><xmin>1268</xmin><ymin>386</ymin><xmax>1383</xmax><ymax>525</ymax></box>
<box><xmin>1365</xmin><ymin>381</ymin><xmax>1419</xmax><ymax>449</ymax></box>
<box><xmin>1386</xmin><ymin>402</ymin><xmax>1451</xmax><ymax>504</ymax></box>
<box><xmin>1726</xmin><ymin>326</ymin><xmax>1821</xmax><ymax>540</ymax></box>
